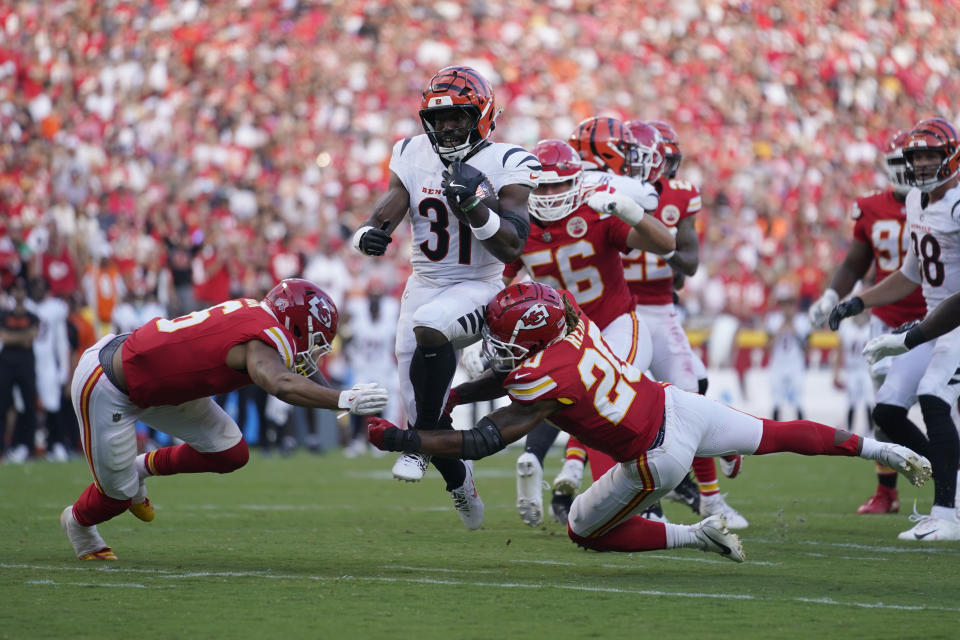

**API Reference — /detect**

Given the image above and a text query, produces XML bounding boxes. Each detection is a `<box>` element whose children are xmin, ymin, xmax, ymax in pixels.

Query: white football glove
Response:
<box><xmin>808</xmin><ymin>288</ymin><xmax>839</xmax><ymax>328</ymax></box>
<box><xmin>338</xmin><ymin>383</ymin><xmax>389</xmax><ymax>415</ymax></box>
<box><xmin>586</xmin><ymin>192</ymin><xmax>645</xmax><ymax>226</ymax></box>
<box><xmin>459</xmin><ymin>343</ymin><xmax>487</xmax><ymax>380</ymax></box>
<box><xmin>862</xmin><ymin>332</ymin><xmax>909</xmax><ymax>365</ymax></box>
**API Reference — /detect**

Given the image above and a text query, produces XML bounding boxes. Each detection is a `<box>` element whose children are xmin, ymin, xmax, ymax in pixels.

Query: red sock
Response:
<box><xmin>145</xmin><ymin>440</ymin><xmax>249</xmax><ymax>476</ymax></box>
<box><xmin>565</xmin><ymin>437</ymin><xmax>587</xmax><ymax>464</ymax></box>
<box><xmin>568</xmin><ymin>517</ymin><xmax>667</xmax><ymax>552</ymax></box>
<box><xmin>691</xmin><ymin>456</ymin><xmax>719</xmax><ymax>495</ymax></box>
<box><xmin>73</xmin><ymin>483</ymin><xmax>130</xmax><ymax>527</ymax></box>
<box><xmin>755</xmin><ymin>419</ymin><xmax>861</xmax><ymax>456</ymax></box>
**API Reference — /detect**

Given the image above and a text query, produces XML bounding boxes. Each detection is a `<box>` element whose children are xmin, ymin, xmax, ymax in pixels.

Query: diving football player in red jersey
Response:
<box><xmin>809</xmin><ymin>130</ymin><xmax>926</xmax><ymax>514</ymax></box>
<box><xmin>368</xmin><ymin>282</ymin><xmax>931</xmax><ymax>561</ymax></box>
<box><xmin>61</xmin><ymin>278</ymin><xmax>388</xmax><ymax>560</ymax></box>
<box><xmin>502</xmin><ymin>136</ymin><xmax>673</xmax><ymax>526</ymax></box>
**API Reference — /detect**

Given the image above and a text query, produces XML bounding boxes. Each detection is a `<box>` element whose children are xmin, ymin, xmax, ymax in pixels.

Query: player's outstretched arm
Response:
<box><xmin>353</xmin><ymin>172</ymin><xmax>410</xmax><ymax>257</ymax></box>
<box><xmin>242</xmin><ymin>340</ymin><xmax>387</xmax><ymax>414</ymax></box>
<box><xmin>586</xmin><ymin>191</ymin><xmax>675</xmax><ymax>255</ymax></box>
<box><xmin>666</xmin><ymin>216</ymin><xmax>699</xmax><ymax>277</ymax></box>
<box><xmin>864</xmin><ymin>290</ymin><xmax>960</xmax><ymax>363</ymax></box>
<box><xmin>828</xmin><ymin>270</ymin><xmax>920</xmax><ymax>330</ymax></box>
<box><xmin>369</xmin><ymin>398</ymin><xmax>559</xmax><ymax>460</ymax></box>
<box><xmin>810</xmin><ymin>240</ymin><xmax>872</xmax><ymax>327</ymax></box>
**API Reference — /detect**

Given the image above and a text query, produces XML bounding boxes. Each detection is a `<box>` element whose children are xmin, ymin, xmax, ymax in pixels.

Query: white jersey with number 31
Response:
<box><xmin>389</xmin><ymin>134</ymin><xmax>539</xmax><ymax>285</ymax></box>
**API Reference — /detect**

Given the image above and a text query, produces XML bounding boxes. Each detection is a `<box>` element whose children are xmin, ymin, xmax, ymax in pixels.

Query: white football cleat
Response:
<box><xmin>691</xmin><ymin>514</ymin><xmax>746</xmax><ymax>562</ymax></box>
<box><xmin>897</xmin><ymin>506</ymin><xmax>960</xmax><ymax>541</ymax></box>
<box><xmin>450</xmin><ymin>460</ymin><xmax>484</xmax><ymax>530</ymax></box>
<box><xmin>60</xmin><ymin>506</ymin><xmax>117</xmax><ymax>560</ymax></box>
<box><xmin>552</xmin><ymin>458</ymin><xmax>584</xmax><ymax>496</ymax></box>
<box><xmin>700</xmin><ymin>492</ymin><xmax>749</xmax><ymax>529</ymax></box>
<box><xmin>392</xmin><ymin>452</ymin><xmax>431</xmax><ymax>482</ymax></box>
<box><xmin>516</xmin><ymin>452</ymin><xmax>544</xmax><ymax>527</ymax></box>
<box><xmin>876</xmin><ymin>444</ymin><xmax>932</xmax><ymax>487</ymax></box>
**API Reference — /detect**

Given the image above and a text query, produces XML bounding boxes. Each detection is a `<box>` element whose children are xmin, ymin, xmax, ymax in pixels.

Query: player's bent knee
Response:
<box><xmin>567</xmin><ymin>525</ymin><xmax>595</xmax><ymax>550</ymax></box>
<box><xmin>201</xmin><ymin>439</ymin><xmax>249</xmax><ymax>474</ymax></box>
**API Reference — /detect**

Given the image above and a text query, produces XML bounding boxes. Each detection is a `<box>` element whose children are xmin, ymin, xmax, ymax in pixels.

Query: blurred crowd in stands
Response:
<box><xmin>1</xmin><ymin>0</ymin><xmax>957</xmax><ymax>460</ymax></box>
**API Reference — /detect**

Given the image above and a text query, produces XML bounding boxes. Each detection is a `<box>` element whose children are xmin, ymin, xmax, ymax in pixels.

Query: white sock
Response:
<box><xmin>858</xmin><ymin>436</ymin><xmax>882</xmax><ymax>461</ymax></box>
<box><xmin>664</xmin><ymin>522</ymin><xmax>699</xmax><ymax>549</ymax></box>
<box><xmin>135</xmin><ymin>453</ymin><xmax>151</xmax><ymax>480</ymax></box>
<box><xmin>930</xmin><ymin>505</ymin><xmax>959</xmax><ymax>522</ymax></box>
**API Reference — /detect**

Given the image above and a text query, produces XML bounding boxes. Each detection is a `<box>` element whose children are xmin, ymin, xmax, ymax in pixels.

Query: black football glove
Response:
<box><xmin>893</xmin><ymin>319</ymin><xmax>919</xmax><ymax>334</ymax></box>
<box><xmin>441</xmin><ymin>160</ymin><xmax>487</xmax><ymax>212</ymax></box>
<box><xmin>357</xmin><ymin>227</ymin><xmax>392</xmax><ymax>256</ymax></box>
<box><xmin>828</xmin><ymin>296</ymin><xmax>864</xmax><ymax>331</ymax></box>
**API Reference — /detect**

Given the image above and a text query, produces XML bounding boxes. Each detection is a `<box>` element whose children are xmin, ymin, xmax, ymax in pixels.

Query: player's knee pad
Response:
<box><xmin>201</xmin><ymin>439</ymin><xmax>249</xmax><ymax>474</ymax></box>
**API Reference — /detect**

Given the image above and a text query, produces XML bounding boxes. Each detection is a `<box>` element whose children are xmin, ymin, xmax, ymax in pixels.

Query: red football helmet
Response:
<box><xmin>568</xmin><ymin>117</ymin><xmax>639</xmax><ymax>176</ymax></box>
<box><xmin>263</xmin><ymin>278</ymin><xmax>339</xmax><ymax>377</ymax></box>
<box><xmin>528</xmin><ymin>139</ymin><xmax>584</xmax><ymax>222</ymax></box>
<box><xmin>883</xmin><ymin>130</ymin><xmax>911</xmax><ymax>196</ymax></box>
<box><xmin>625</xmin><ymin>120</ymin><xmax>665</xmax><ymax>183</ymax></box>
<box><xmin>648</xmin><ymin>120</ymin><xmax>682</xmax><ymax>179</ymax></box>
<box><xmin>482</xmin><ymin>282</ymin><xmax>567</xmax><ymax>372</ymax></box>
<box><xmin>419</xmin><ymin>65</ymin><xmax>501</xmax><ymax>161</ymax></box>
<box><xmin>902</xmin><ymin>117</ymin><xmax>960</xmax><ymax>193</ymax></box>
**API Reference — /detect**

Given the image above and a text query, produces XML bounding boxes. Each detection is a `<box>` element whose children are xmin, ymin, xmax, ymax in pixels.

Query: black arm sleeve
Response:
<box><xmin>460</xmin><ymin>417</ymin><xmax>507</xmax><ymax>460</ymax></box>
<box><xmin>382</xmin><ymin>428</ymin><xmax>422</xmax><ymax>453</ymax></box>
<box><xmin>499</xmin><ymin>208</ymin><xmax>531</xmax><ymax>243</ymax></box>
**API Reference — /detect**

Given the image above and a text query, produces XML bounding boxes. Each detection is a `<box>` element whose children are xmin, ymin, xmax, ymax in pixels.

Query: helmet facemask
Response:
<box><xmin>481</xmin><ymin>324</ymin><xmax>531</xmax><ymax>373</ymax></box>
<box><xmin>904</xmin><ymin>146</ymin><xmax>955</xmax><ymax>193</ymax></box>
<box><xmin>420</xmin><ymin>105</ymin><xmax>486</xmax><ymax>162</ymax></box>
<box><xmin>884</xmin><ymin>147</ymin><xmax>911</xmax><ymax>196</ymax></box>
<box><xmin>529</xmin><ymin>173</ymin><xmax>583</xmax><ymax>222</ymax></box>
<box><xmin>293</xmin><ymin>322</ymin><xmax>332</xmax><ymax>378</ymax></box>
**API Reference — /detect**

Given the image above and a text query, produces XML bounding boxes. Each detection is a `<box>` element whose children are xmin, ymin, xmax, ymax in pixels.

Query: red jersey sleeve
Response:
<box><xmin>503</xmin><ymin>258</ymin><xmax>524</xmax><ymax>280</ymax></box>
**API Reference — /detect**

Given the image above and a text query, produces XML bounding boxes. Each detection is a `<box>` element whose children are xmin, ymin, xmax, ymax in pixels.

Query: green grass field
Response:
<box><xmin>3</xmin><ymin>447</ymin><xmax>959</xmax><ymax>639</ymax></box>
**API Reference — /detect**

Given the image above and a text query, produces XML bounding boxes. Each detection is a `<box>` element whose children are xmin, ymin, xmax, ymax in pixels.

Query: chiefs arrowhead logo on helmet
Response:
<box><xmin>483</xmin><ymin>282</ymin><xmax>568</xmax><ymax>372</ymax></box>
<box><xmin>308</xmin><ymin>295</ymin><xmax>333</xmax><ymax>328</ymax></box>
<box><xmin>518</xmin><ymin>304</ymin><xmax>549</xmax><ymax>331</ymax></box>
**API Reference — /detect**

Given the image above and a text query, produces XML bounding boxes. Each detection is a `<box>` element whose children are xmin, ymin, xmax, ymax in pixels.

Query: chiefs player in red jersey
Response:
<box><xmin>501</xmin><ymin>136</ymin><xmax>674</xmax><ymax>526</ymax></box>
<box><xmin>367</xmin><ymin>282</ymin><xmax>930</xmax><ymax>561</ymax></box>
<box><xmin>60</xmin><ymin>279</ymin><xmax>388</xmax><ymax>560</ymax></box>
<box><xmin>809</xmin><ymin>130</ymin><xmax>927</xmax><ymax>515</ymax></box>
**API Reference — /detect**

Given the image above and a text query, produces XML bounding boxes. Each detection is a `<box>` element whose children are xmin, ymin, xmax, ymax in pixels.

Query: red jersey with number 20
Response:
<box><xmin>503</xmin><ymin>315</ymin><xmax>665</xmax><ymax>462</ymax></box>
<box><xmin>121</xmin><ymin>299</ymin><xmax>297</xmax><ymax>408</ymax></box>
<box><xmin>622</xmin><ymin>177</ymin><xmax>701</xmax><ymax>304</ymax></box>
<box><xmin>851</xmin><ymin>190</ymin><xmax>925</xmax><ymax>327</ymax></box>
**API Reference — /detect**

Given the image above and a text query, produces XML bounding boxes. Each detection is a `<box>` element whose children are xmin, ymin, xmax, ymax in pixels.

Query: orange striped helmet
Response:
<box><xmin>568</xmin><ymin>117</ymin><xmax>639</xmax><ymax>176</ymax></box>
<box><xmin>419</xmin><ymin>66</ymin><xmax>501</xmax><ymax>161</ymax></box>
<box><xmin>902</xmin><ymin>117</ymin><xmax>960</xmax><ymax>193</ymax></box>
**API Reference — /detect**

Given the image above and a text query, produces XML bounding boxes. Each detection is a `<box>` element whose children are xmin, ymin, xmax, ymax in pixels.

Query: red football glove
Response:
<box><xmin>367</xmin><ymin>417</ymin><xmax>398</xmax><ymax>450</ymax></box>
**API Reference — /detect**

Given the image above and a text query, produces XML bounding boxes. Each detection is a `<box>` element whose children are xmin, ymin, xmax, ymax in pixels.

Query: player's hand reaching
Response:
<box><xmin>586</xmin><ymin>191</ymin><xmax>645</xmax><ymax>225</ymax></box>
<box><xmin>827</xmin><ymin>296</ymin><xmax>864</xmax><ymax>331</ymax></box>
<box><xmin>809</xmin><ymin>289</ymin><xmax>839</xmax><ymax>328</ymax></box>
<box><xmin>442</xmin><ymin>160</ymin><xmax>487</xmax><ymax>215</ymax></box>
<box><xmin>338</xmin><ymin>383</ymin><xmax>388</xmax><ymax>415</ymax></box>
<box><xmin>862</xmin><ymin>322</ymin><xmax>915</xmax><ymax>365</ymax></box>
<box><xmin>367</xmin><ymin>417</ymin><xmax>421</xmax><ymax>452</ymax></box>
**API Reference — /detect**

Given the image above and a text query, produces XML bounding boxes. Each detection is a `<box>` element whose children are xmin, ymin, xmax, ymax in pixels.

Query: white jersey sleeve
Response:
<box><xmin>603</xmin><ymin>174</ymin><xmax>660</xmax><ymax>211</ymax></box>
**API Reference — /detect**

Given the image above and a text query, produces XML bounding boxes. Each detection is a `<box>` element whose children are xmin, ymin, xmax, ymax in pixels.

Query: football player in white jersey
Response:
<box><xmin>351</xmin><ymin>65</ymin><xmax>538</xmax><ymax>529</ymax></box>
<box><xmin>830</xmin><ymin>117</ymin><xmax>960</xmax><ymax>540</ymax></box>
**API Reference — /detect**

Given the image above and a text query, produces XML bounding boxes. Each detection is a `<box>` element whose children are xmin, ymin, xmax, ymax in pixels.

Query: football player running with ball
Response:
<box><xmin>368</xmin><ymin>282</ymin><xmax>930</xmax><ymax>561</ymax></box>
<box><xmin>351</xmin><ymin>65</ymin><xmax>538</xmax><ymax>529</ymax></box>
<box><xmin>828</xmin><ymin>117</ymin><xmax>960</xmax><ymax>541</ymax></box>
<box><xmin>61</xmin><ymin>279</ymin><xmax>388</xmax><ymax>560</ymax></box>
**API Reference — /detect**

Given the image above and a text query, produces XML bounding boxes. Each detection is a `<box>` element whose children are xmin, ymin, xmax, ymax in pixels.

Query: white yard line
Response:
<box><xmin>5</xmin><ymin>563</ymin><xmax>958</xmax><ymax>612</ymax></box>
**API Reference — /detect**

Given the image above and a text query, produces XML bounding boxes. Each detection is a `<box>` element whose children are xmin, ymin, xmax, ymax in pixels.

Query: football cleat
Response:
<box><xmin>450</xmin><ymin>460</ymin><xmax>484</xmax><ymax>530</ymax></box>
<box><xmin>552</xmin><ymin>458</ymin><xmax>585</xmax><ymax>496</ymax></box>
<box><xmin>640</xmin><ymin>501</ymin><xmax>669</xmax><ymax>523</ymax></box>
<box><xmin>691</xmin><ymin>514</ymin><xmax>746</xmax><ymax>562</ymax></box>
<box><xmin>664</xmin><ymin>473</ymin><xmax>701</xmax><ymax>514</ymax></box>
<box><xmin>856</xmin><ymin>486</ymin><xmax>899</xmax><ymax>514</ymax></box>
<box><xmin>60</xmin><ymin>506</ymin><xmax>117</xmax><ymax>560</ymax></box>
<box><xmin>392</xmin><ymin>452</ymin><xmax>431</xmax><ymax>482</ymax></box>
<box><xmin>129</xmin><ymin>497</ymin><xmax>155</xmax><ymax>522</ymax></box>
<box><xmin>897</xmin><ymin>506</ymin><xmax>960</xmax><ymax>541</ymax></box>
<box><xmin>876</xmin><ymin>444</ymin><xmax>932</xmax><ymax>487</ymax></box>
<box><xmin>516</xmin><ymin>452</ymin><xmax>544</xmax><ymax>527</ymax></box>
<box><xmin>700</xmin><ymin>493</ymin><xmax>749</xmax><ymax>529</ymax></box>
<box><xmin>550</xmin><ymin>491</ymin><xmax>574</xmax><ymax>525</ymax></box>
<box><xmin>719</xmin><ymin>455</ymin><xmax>743</xmax><ymax>479</ymax></box>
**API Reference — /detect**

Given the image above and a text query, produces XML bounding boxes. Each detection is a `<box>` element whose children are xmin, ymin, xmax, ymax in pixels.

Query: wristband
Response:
<box><xmin>459</xmin><ymin>195</ymin><xmax>482</xmax><ymax>212</ymax></box>
<box><xmin>903</xmin><ymin>325</ymin><xmax>927</xmax><ymax>350</ymax></box>
<box><xmin>352</xmin><ymin>225</ymin><xmax>373</xmax><ymax>252</ymax></box>
<box><xmin>661</xmin><ymin>250</ymin><xmax>676</xmax><ymax>261</ymax></box>
<box><xmin>471</xmin><ymin>212</ymin><xmax>501</xmax><ymax>240</ymax></box>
